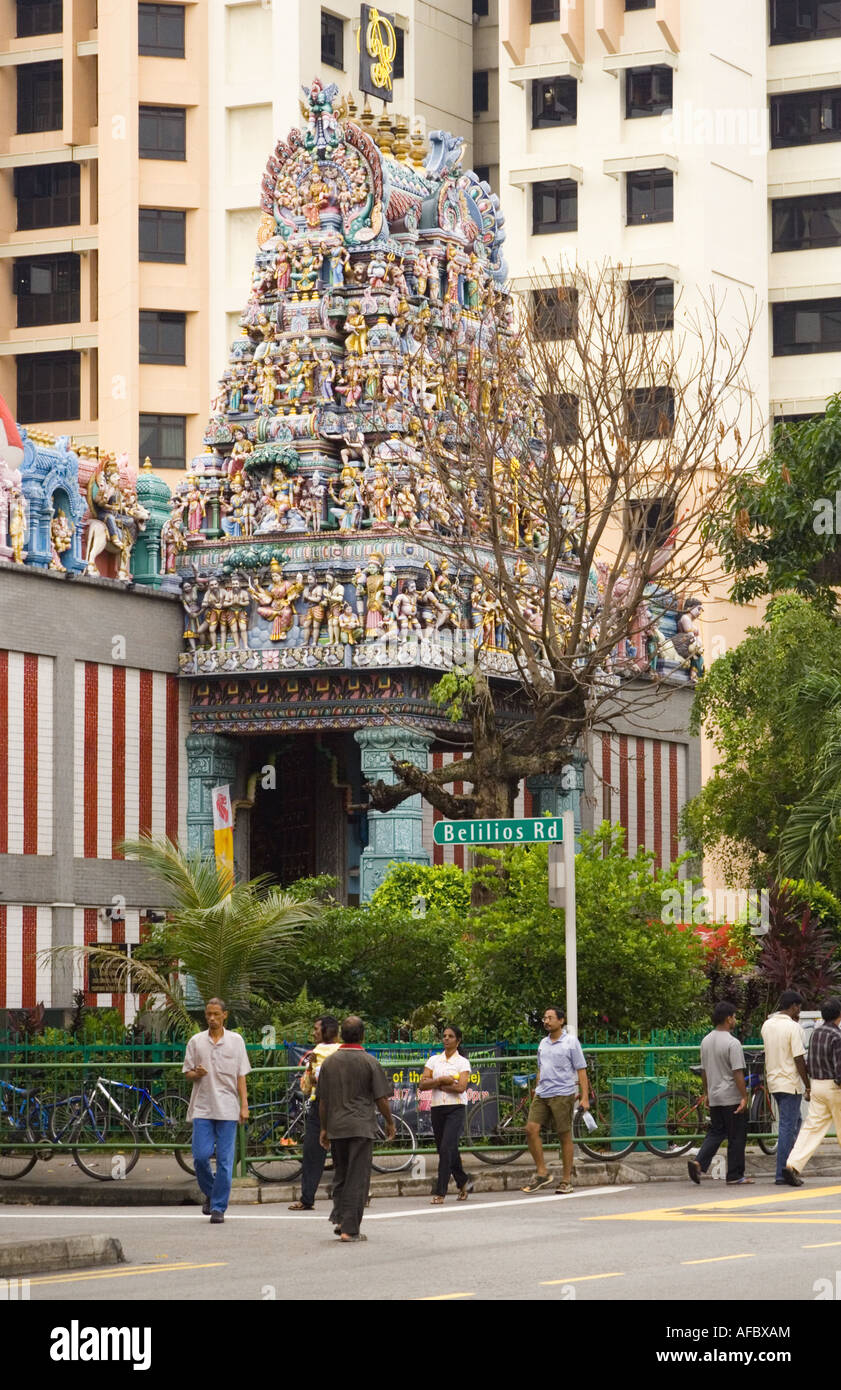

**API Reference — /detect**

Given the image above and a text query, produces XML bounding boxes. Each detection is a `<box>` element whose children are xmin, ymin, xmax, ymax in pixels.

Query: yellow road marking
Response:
<box><xmin>26</xmin><ymin>1261</ymin><xmax>227</xmax><ymax>1288</ymax></box>
<box><xmin>803</xmin><ymin>1241</ymin><xmax>841</xmax><ymax>1248</ymax></box>
<box><xmin>586</xmin><ymin>1183</ymin><xmax>841</xmax><ymax>1225</ymax></box>
<box><xmin>540</xmin><ymin>1272</ymin><xmax>624</xmax><ymax>1285</ymax></box>
<box><xmin>681</xmin><ymin>1253</ymin><xmax>755</xmax><ymax>1265</ymax></box>
<box><xmin>418</xmin><ymin>1292</ymin><xmax>476</xmax><ymax>1300</ymax></box>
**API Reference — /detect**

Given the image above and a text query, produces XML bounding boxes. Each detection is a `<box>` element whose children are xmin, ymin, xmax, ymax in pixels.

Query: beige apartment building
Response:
<box><xmin>0</xmin><ymin>0</ymin><xmax>209</xmax><ymax>470</ymax></box>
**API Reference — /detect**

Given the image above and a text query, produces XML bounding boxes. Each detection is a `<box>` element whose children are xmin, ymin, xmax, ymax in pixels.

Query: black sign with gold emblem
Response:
<box><xmin>88</xmin><ymin>942</ymin><xmax>128</xmax><ymax>994</ymax></box>
<box><xmin>358</xmin><ymin>4</ymin><xmax>397</xmax><ymax>103</ymax></box>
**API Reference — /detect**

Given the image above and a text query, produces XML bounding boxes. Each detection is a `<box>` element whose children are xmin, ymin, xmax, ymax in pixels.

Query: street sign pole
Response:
<box><xmin>548</xmin><ymin>810</ymin><xmax>577</xmax><ymax>1038</ymax></box>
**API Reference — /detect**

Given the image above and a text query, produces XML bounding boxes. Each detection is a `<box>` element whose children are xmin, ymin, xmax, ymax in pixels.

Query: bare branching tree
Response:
<box><xmin>366</xmin><ymin>260</ymin><xmax>762</xmax><ymax>824</ymax></box>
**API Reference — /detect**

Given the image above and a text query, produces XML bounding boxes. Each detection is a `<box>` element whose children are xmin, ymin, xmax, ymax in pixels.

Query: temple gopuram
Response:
<box><xmin>0</xmin><ymin>86</ymin><xmax>700</xmax><ymax>1018</ymax></box>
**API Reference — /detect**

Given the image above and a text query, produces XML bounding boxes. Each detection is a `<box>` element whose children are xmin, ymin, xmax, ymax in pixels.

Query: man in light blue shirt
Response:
<box><xmin>522</xmin><ymin>1005</ymin><xmax>589</xmax><ymax>1195</ymax></box>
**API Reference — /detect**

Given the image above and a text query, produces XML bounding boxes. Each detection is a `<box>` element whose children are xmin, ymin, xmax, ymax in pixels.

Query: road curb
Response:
<box><xmin>0</xmin><ymin>1234</ymin><xmax>125</xmax><ymax>1276</ymax></box>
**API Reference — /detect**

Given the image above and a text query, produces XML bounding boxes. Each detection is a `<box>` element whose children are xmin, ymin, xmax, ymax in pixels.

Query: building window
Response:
<box><xmin>626</xmin><ymin>497</ymin><xmax>676</xmax><ymax>549</ymax></box>
<box><xmin>474</xmin><ymin>164</ymin><xmax>491</xmax><ymax>185</ymax></box>
<box><xmin>626</xmin><ymin>0</ymin><xmax>655</xmax><ymax>8</ymax></box>
<box><xmin>14</xmin><ymin>253</ymin><xmax>80</xmax><ymax>328</ymax></box>
<box><xmin>17</xmin><ymin>61</ymin><xmax>62</xmax><ymax>134</ymax></box>
<box><xmin>626</xmin><ymin>66</ymin><xmax>674</xmax><ymax>118</ymax></box>
<box><xmin>628</xmin><ymin>278</ymin><xmax>675</xmax><ymax>332</ymax></box>
<box><xmin>139</xmin><ymin>104</ymin><xmax>186</xmax><ymax>160</ymax></box>
<box><xmin>139</xmin><ymin>208</ymin><xmax>186</xmax><ymax>262</ymax></box>
<box><xmin>532</xmin><ymin>76</ymin><xmax>577</xmax><ymax>128</ymax></box>
<box><xmin>772</xmin><ymin>192</ymin><xmax>841</xmax><ymax>251</ymax></box>
<box><xmin>14</xmin><ymin>163</ymin><xmax>80</xmax><ymax>231</ymax></box>
<box><xmin>393</xmin><ymin>26</ymin><xmax>404</xmax><ymax>79</ymax></box>
<box><xmin>473</xmin><ymin>70</ymin><xmax>489</xmax><ymax>113</ymax></box>
<box><xmin>770</xmin><ymin>89</ymin><xmax>841</xmax><ymax>147</ymax></box>
<box><xmin>773</xmin><ymin>411</ymin><xmax>824</xmax><ymax>426</ymax></box>
<box><xmin>139</xmin><ymin>413</ymin><xmax>186</xmax><ymax>469</ymax></box>
<box><xmin>627</xmin><ymin>168</ymin><xmax>674</xmax><ymax>225</ymax></box>
<box><xmin>773</xmin><ymin>298</ymin><xmax>841</xmax><ymax>355</ymax></box>
<box><xmin>17</xmin><ymin>351</ymin><xmax>80</xmax><ymax>424</ymax></box>
<box><xmin>532</xmin><ymin>179</ymin><xmax>578</xmax><ymax>234</ymax></box>
<box><xmin>531</xmin><ymin>0</ymin><xmax>560</xmax><ymax>20</ymax></box>
<box><xmin>544</xmin><ymin>392</ymin><xmax>580</xmax><ymax>445</ymax></box>
<box><xmin>140</xmin><ymin>310</ymin><xmax>186</xmax><ymax>365</ymax></box>
<box><xmin>321</xmin><ymin>11</ymin><xmax>344</xmax><ymax>69</ymax></box>
<box><xmin>625</xmin><ymin>386</ymin><xmax>675</xmax><ymax>438</ymax></box>
<box><xmin>531</xmin><ymin>288</ymin><xmax>579</xmax><ymax>340</ymax></box>
<box><xmin>771</xmin><ymin>0</ymin><xmax>841</xmax><ymax>44</ymax></box>
<box><xmin>473</xmin><ymin>0</ymin><xmax>489</xmax><ymax>13</ymax></box>
<box><xmin>138</xmin><ymin>3</ymin><xmax>185</xmax><ymax>58</ymax></box>
<box><xmin>16</xmin><ymin>0</ymin><xmax>62</xmax><ymax>36</ymax></box>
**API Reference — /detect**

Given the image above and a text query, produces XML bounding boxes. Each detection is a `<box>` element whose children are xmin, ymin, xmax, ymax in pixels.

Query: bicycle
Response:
<box><xmin>466</xmin><ymin>1074</ymin><xmax>644</xmax><ymax>1164</ymax></box>
<box><xmin>50</xmin><ymin>1076</ymin><xmax>191</xmax><ymax>1181</ymax></box>
<box><xmin>641</xmin><ymin>1057</ymin><xmax>778</xmax><ymax>1158</ymax></box>
<box><xmin>0</xmin><ymin>1079</ymin><xmax>40</xmax><ymax>1180</ymax></box>
<box><xmin>246</xmin><ymin>1081</ymin><xmax>418</xmax><ymax>1182</ymax></box>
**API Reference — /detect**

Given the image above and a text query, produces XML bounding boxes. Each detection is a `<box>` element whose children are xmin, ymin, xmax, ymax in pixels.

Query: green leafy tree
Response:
<box><xmin>441</xmin><ymin>826</ymin><xmax>707</xmax><ymax>1036</ymax></box>
<box><xmin>682</xmin><ymin>598</ymin><xmax>841</xmax><ymax>886</ymax></box>
<box><xmin>46</xmin><ymin>836</ymin><xmax>323</xmax><ymax>1034</ymax></box>
<box><xmin>706</xmin><ymin>394</ymin><xmax>841</xmax><ymax>612</ymax></box>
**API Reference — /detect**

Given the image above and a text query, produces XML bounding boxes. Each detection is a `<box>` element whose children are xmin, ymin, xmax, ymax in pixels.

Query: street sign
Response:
<box><xmin>432</xmin><ymin>816</ymin><xmax>564</xmax><ymax>846</ymax></box>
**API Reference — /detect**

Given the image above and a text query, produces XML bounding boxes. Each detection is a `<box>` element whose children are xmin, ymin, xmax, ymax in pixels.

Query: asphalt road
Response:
<box><xmin>6</xmin><ymin>1178</ymin><xmax>841</xmax><ymax>1302</ymax></box>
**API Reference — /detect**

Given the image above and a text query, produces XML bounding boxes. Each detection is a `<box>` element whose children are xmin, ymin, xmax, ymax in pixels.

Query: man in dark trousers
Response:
<box><xmin>288</xmin><ymin>1014</ymin><xmax>340</xmax><ymax>1212</ymax></box>
<box><xmin>688</xmin><ymin>1000</ymin><xmax>751</xmax><ymax>1187</ymax></box>
<box><xmin>318</xmin><ymin>1015</ymin><xmax>394</xmax><ymax>1242</ymax></box>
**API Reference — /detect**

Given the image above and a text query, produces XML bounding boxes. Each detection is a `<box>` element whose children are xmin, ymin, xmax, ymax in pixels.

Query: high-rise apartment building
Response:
<box><xmin>0</xmin><ymin>0</ymin><xmax>210</xmax><ymax>471</ymax></box>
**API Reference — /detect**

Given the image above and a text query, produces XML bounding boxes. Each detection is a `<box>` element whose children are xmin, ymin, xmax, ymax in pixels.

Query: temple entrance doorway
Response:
<box><xmin>246</xmin><ymin>733</ymin><xmax>353</xmax><ymax>896</ymax></box>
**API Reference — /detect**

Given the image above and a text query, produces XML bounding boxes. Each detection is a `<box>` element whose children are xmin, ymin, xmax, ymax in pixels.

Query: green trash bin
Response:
<box><xmin>610</xmin><ymin>1076</ymin><xmax>667</xmax><ymax>1153</ymax></box>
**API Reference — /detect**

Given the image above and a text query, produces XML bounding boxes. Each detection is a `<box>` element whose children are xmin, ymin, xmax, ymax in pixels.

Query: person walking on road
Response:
<box><xmin>288</xmin><ymin>1014</ymin><xmax>340</xmax><ymax>1213</ymax></box>
<box><xmin>182</xmin><ymin>997</ymin><xmax>251</xmax><ymax>1224</ymax></box>
<box><xmin>761</xmin><ymin>990</ymin><xmax>810</xmax><ymax>1184</ymax></box>
<box><xmin>782</xmin><ymin>998</ymin><xmax>841</xmax><ymax>1187</ymax></box>
<box><xmin>522</xmin><ymin>1006</ymin><xmax>589</xmax><ymax>1195</ymax></box>
<box><xmin>688</xmin><ymin>1001</ymin><xmax>751</xmax><ymax>1187</ymax></box>
<box><xmin>420</xmin><ymin>1025</ymin><xmax>473</xmax><ymax>1205</ymax></box>
<box><xmin>317</xmin><ymin>1016</ymin><xmax>394</xmax><ymax>1242</ymax></box>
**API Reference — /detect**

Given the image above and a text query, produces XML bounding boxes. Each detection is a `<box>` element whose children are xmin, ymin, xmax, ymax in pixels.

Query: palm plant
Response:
<box><xmin>778</xmin><ymin>672</ymin><xmax>841</xmax><ymax>894</ymax></box>
<box><xmin>44</xmin><ymin>836</ymin><xmax>323</xmax><ymax>1035</ymax></box>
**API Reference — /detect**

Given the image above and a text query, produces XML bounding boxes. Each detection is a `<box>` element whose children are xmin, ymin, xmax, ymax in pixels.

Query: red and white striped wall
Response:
<box><xmin>0</xmin><ymin>906</ymin><xmax>145</xmax><ymax>1018</ymax></box>
<box><xmin>0</xmin><ymin>651</ymin><xmax>54</xmax><ymax>855</ymax></box>
<box><xmin>597</xmin><ymin>733</ymin><xmax>686</xmax><ymax>868</ymax></box>
<box><xmin>423</xmin><ymin>748</ymin><xmax>534</xmax><ymax>868</ymax></box>
<box><xmin>73</xmin><ymin>663</ymin><xmax>189</xmax><ymax>858</ymax></box>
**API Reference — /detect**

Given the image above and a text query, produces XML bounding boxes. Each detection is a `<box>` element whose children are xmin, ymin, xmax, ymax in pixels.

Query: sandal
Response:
<box><xmin>457</xmin><ymin>1180</ymin><xmax>473</xmax><ymax>1202</ymax></box>
<box><xmin>288</xmin><ymin>1201</ymin><xmax>314</xmax><ymax>1211</ymax></box>
<box><xmin>555</xmin><ymin>1182</ymin><xmax>574</xmax><ymax>1195</ymax></box>
<box><xmin>431</xmin><ymin>1195</ymin><xmax>445</xmax><ymax>1205</ymax></box>
<box><xmin>339</xmin><ymin>1233</ymin><xmax>367</xmax><ymax>1242</ymax></box>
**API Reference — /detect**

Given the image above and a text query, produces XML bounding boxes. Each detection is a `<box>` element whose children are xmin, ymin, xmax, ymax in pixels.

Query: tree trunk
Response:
<box><xmin>469</xmin><ymin>777</ymin><xmax>518</xmax><ymax>908</ymax></box>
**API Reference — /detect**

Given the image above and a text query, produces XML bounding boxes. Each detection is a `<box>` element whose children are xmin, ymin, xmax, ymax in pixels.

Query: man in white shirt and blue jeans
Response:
<box><xmin>522</xmin><ymin>1006</ymin><xmax>589</xmax><ymax>1195</ymax></box>
<box><xmin>183</xmin><ymin>997</ymin><xmax>251</xmax><ymax>1223</ymax></box>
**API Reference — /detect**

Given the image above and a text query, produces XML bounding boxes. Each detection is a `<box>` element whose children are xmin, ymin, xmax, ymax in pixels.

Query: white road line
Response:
<box><xmin>0</xmin><ymin>1187</ymin><xmax>629</xmax><ymax>1223</ymax></box>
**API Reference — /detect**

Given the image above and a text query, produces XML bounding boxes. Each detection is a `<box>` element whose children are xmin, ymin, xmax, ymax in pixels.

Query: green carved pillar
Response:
<box><xmin>527</xmin><ymin>753</ymin><xmax>586</xmax><ymax>842</ymax></box>
<box><xmin>186</xmin><ymin>733</ymin><xmax>239</xmax><ymax>857</ymax></box>
<box><xmin>355</xmin><ymin>726</ymin><xmax>432</xmax><ymax>901</ymax></box>
<box><xmin>133</xmin><ymin>463</ymin><xmax>172</xmax><ymax>588</ymax></box>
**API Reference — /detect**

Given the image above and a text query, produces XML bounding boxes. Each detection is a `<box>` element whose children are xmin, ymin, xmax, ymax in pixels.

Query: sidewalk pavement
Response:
<box><xmin>4</xmin><ymin>1144</ymin><xmax>841</xmax><ymax>1206</ymax></box>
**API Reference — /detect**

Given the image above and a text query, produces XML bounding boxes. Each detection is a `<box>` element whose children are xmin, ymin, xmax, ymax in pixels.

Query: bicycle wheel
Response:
<box><xmin>372</xmin><ymin>1112</ymin><xmax>417</xmax><ymax>1174</ymax></box>
<box><xmin>750</xmin><ymin>1088</ymin><xmax>778</xmax><ymax>1156</ymax></box>
<box><xmin>247</xmin><ymin>1109</ymin><xmax>305</xmax><ymax>1183</ymax></box>
<box><xmin>642</xmin><ymin>1090</ymin><xmax>706</xmax><ymax>1158</ymax></box>
<box><xmin>139</xmin><ymin>1091</ymin><xmax>194</xmax><ymax>1173</ymax></box>
<box><xmin>69</xmin><ymin>1099</ymin><xmax>140</xmax><ymax>1181</ymax></box>
<box><xmin>574</xmin><ymin>1093</ymin><xmax>643</xmax><ymax>1162</ymax></box>
<box><xmin>465</xmin><ymin>1098</ymin><xmax>527</xmax><ymax>1165</ymax></box>
<box><xmin>0</xmin><ymin>1100</ymin><xmax>36</xmax><ymax>1180</ymax></box>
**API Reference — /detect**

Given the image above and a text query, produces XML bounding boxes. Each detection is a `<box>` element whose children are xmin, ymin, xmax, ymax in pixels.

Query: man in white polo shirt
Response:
<box><xmin>183</xmin><ymin>997</ymin><xmax>251</xmax><ymax>1223</ymax></box>
<box><xmin>522</xmin><ymin>1005</ymin><xmax>589</xmax><ymax>1195</ymax></box>
<box><xmin>760</xmin><ymin>990</ymin><xmax>810</xmax><ymax>1185</ymax></box>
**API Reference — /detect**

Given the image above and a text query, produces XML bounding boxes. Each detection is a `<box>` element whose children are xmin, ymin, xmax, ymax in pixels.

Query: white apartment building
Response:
<box><xmin>208</xmin><ymin>0</ymin><xmax>480</xmax><ymax>388</ymax></box>
<box><xmin>496</xmin><ymin>0</ymin><xmax>840</xmax><ymax>424</ymax></box>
